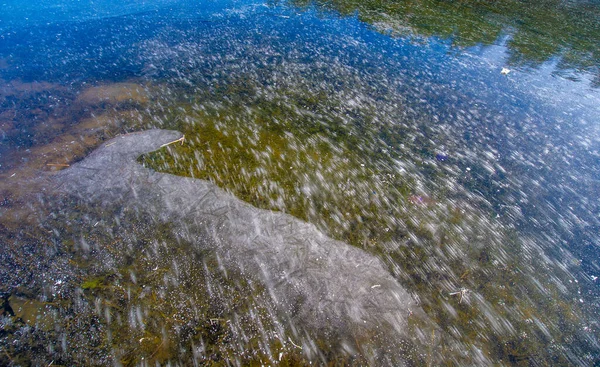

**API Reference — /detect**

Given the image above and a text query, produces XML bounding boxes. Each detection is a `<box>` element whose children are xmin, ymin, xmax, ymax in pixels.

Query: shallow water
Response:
<box><xmin>1</xmin><ymin>0</ymin><xmax>600</xmax><ymax>365</ymax></box>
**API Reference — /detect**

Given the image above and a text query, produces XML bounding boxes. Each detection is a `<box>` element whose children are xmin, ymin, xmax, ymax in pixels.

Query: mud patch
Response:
<box><xmin>76</xmin><ymin>82</ymin><xmax>150</xmax><ymax>106</ymax></box>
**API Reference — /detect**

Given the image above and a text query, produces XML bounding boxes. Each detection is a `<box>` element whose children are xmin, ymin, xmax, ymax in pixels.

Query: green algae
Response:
<box><xmin>140</xmin><ymin>95</ymin><xmax>419</xmax><ymax>249</ymax></box>
<box><xmin>81</xmin><ymin>277</ymin><xmax>107</xmax><ymax>290</ymax></box>
<box><xmin>1</xmin><ymin>75</ymin><xmax>590</xmax><ymax>364</ymax></box>
<box><xmin>0</xmin><ymin>74</ymin><xmax>596</xmax><ymax>364</ymax></box>
<box><xmin>135</xmin><ymin>75</ymin><xmax>600</xmax><ymax>365</ymax></box>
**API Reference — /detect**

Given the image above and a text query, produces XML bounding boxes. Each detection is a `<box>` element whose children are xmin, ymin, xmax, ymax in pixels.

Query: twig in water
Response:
<box><xmin>150</xmin><ymin>340</ymin><xmax>165</xmax><ymax>359</ymax></box>
<box><xmin>449</xmin><ymin>288</ymin><xmax>470</xmax><ymax>303</ymax></box>
<box><xmin>160</xmin><ymin>135</ymin><xmax>185</xmax><ymax>148</ymax></box>
<box><xmin>46</xmin><ymin>163</ymin><xmax>70</xmax><ymax>167</ymax></box>
<box><xmin>4</xmin><ymin>351</ymin><xmax>13</xmax><ymax>364</ymax></box>
<box><xmin>288</xmin><ymin>337</ymin><xmax>302</xmax><ymax>349</ymax></box>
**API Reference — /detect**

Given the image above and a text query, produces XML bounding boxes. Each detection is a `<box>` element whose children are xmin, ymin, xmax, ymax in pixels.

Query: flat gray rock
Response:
<box><xmin>54</xmin><ymin>129</ymin><xmax>427</xmax><ymax>364</ymax></box>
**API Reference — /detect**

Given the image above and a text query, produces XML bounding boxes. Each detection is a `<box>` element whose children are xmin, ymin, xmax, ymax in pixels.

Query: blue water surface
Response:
<box><xmin>1</xmin><ymin>0</ymin><xmax>600</xmax><ymax>364</ymax></box>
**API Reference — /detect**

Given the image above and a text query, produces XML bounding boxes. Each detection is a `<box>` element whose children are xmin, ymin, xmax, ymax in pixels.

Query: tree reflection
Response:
<box><xmin>291</xmin><ymin>0</ymin><xmax>600</xmax><ymax>83</ymax></box>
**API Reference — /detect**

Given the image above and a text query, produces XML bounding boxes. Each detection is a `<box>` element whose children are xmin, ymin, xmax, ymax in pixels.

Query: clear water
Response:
<box><xmin>1</xmin><ymin>0</ymin><xmax>599</xmax><ymax>365</ymax></box>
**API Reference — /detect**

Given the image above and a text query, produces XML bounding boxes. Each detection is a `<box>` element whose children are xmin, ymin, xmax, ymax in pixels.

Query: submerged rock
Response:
<box><xmin>54</xmin><ymin>129</ymin><xmax>429</xmax><ymax>364</ymax></box>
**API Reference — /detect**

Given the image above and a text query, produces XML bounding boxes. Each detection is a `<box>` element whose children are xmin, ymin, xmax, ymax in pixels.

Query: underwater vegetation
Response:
<box><xmin>139</xmin><ymin>69</ymin><xmax>600</xmax><ymax>364</ymax></box>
